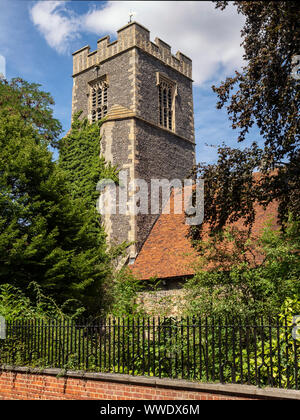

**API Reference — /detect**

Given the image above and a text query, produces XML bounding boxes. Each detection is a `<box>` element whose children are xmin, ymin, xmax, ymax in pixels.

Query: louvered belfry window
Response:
<box><xmin>90</xmin><ymin>80</ymin><xmax>108</xmax><ymax>122</ymax></box>
<box><xmin>158</xmin><ymin>79</ymin><xmax>174</xmax><ymax>131</ymax></box>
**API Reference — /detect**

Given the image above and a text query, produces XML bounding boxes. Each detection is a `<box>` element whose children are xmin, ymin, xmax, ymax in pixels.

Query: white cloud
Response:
<box><xmin>29</xmin><ymin>1</ymin><xmax>81</xmax><ymax>54</ymax></box>
<box><xmin>83</xmin><ymin>1</ymin><xmax>245</xmax><ymax>85</ymax></box>
<box><xmin>29</xmin><ymin>1</ymin><xmax>245</xmax><ymax>85</ymax></box>
<box><xmin>0</xmin><ymin>54</ymin><xmax>6</xmax><ymax>78</ymax></box>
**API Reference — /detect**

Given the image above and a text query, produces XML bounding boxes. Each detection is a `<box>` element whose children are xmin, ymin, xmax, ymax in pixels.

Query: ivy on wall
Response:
<box><xmin>58</xmin><ymin>112</ymin><xmax>118</xmax><ymax>206</ymax></box>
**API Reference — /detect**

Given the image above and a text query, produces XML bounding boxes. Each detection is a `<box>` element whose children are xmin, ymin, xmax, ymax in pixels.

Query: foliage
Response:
<box><xmin>235</xmin><ymin>296</ymin><xmax>300</xmax><ymax>389</ymax></box>
<box><xmin>190</xmin><ymin>1</ymin><xmax>300</xmax><ymax>239</ymax></box>
<box><xmin>59</xmin><ymin>112</ymin><xmax>131</xmax><ymax>315</ymax></box>
<box><xmin>183</xmin><ymin>217</ymin><xmax>300</xmax><ymax>319</ymax></box>
<box><xmin>58</xmin><ymin>111</ymin><xmax>118</xmax><ymax>205</ymax></box>
<box><xmin>106</xmin><ymin>268</ymin><xmax>146</xmax><ymax>317</ymax></box>
<box><xmin>106</xmin><ymin>271</ymin><xmax>179</xmax><ymax>318</ymax></box>
<box><xmin>0</xmin><ymin>78</ymin><xmax>113</xmax><ymax>315</ymax></box>
<box><xmin>0</xmin><ymin>77</ymin><xmax>62</xmax><ymax>148</ymax></box>
<box><xmin>0</xmin><ymin>282</ymin><xmax>84</xmax><ymax>321</ymax></box>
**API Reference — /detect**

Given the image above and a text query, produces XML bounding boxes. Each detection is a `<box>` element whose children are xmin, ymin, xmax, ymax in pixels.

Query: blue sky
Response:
<box><xmin>0</xmin><ymin>0</ymin><xmax>261</xmax><ymax>164</ymax></box>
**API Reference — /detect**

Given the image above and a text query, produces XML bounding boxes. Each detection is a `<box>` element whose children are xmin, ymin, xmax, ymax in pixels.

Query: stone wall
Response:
<box><xmin>72</xmin><ymin>22</ymin><xmax>192</xmax><ymax>80</ymax></box>
<box><xmin>71</xmin><ymin>22</ymin><xmax>196</xmax><ymax>258</ymax></box>
<box><xmin>135</xmin><ymin>47</ymin><xmax>194</xmax><ymax>143</ymax></box>
<box><xmin>137</xmin><ymin>288</ymin><xmax>185</xmax><ymax>317</ymax></box>
<box><xmin>72</xmin><ymin>48</ymin><xmax>135</xmax><ymax>119</ymax></box>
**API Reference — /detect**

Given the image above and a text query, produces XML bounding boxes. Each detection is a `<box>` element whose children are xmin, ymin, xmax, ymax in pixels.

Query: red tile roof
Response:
<box><xmin>130</xmin><ymin>187</ymin><xmax>279</xmax><ymax>280</ymax></box>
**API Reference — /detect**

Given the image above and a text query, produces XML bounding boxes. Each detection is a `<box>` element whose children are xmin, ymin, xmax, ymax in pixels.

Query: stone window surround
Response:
<box><xmin>88</xmin><ymin>74</ymin><xmax>109</xmax><ymax>122</ymax></box>
<box><xmin>156</xmin><ymin>72</ymin><xmax>177</xmax><ymax>133</ymax></box>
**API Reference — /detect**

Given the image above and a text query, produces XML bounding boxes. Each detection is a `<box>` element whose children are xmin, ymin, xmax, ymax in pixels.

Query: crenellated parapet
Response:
<box><xmin>72</xmin><ymin>21</ymin><xmax>192</xmax><ymax>79</ymax></box>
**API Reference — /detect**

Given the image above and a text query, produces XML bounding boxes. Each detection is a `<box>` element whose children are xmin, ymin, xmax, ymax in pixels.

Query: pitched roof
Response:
<box><xmin>130</xmin><ymin>187</ymin><xmax>279</xmax><ymax>281</ymax></box>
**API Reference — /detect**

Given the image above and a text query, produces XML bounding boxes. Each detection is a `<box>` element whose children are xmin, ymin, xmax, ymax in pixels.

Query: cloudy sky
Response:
<box><xmin>0</xmin><ymin>0</ymin><xmax>258</xmax><ymax>163</ymax></box>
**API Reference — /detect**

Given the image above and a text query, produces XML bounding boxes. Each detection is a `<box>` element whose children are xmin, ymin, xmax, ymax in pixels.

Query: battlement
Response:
<box><xmin>72</xmin><ymin>21</ymin><xmax>192</xmax><ymax>79</ymax></box>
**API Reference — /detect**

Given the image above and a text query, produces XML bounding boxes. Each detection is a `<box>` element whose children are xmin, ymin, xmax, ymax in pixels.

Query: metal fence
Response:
<box><xmin>0</xmin><ymin>316</ymin><xmax>299</xmax><ymax>389</ymax></box>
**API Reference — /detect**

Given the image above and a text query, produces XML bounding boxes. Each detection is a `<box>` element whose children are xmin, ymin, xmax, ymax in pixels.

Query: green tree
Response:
<box><xmin>0</xmin><ymin>78</ymin><xmax>112</xmax><ymax>314</ymax></box>
<box><xmin>190</xmin><ymin>1</ymin><xmax>299</xmax><ymax>239</ymax></box>
<box><xmin>0</xmin><ymin>78</ymin><xmax>62</xmax><ymax>148</ymax></box>
<box><xmin>183</xmin><ymin>217</ymin><xmax>300</xmax><ymax>318</ymax></box>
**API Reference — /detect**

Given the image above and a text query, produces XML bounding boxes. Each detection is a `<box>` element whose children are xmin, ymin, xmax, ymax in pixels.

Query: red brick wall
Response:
<box><xmin>0</xmin><ymin>370</ymin><xmax>253</xmax><ymax>400</ymax></box>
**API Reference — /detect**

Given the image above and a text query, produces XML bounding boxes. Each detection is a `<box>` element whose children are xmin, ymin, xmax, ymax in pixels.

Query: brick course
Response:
<box><xmin>1</xmin><ymin>368</ymin><xmax>299</xmax><ymax>400</ymax></box>
<box><xmin>0</xmin><ymin>370</ymin><xmax>251</xmax><ymax>400</ymax></box>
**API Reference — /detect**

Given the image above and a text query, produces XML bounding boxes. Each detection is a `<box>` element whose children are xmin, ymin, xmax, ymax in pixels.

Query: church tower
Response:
<box><xmin>71</xmin><ymin>22</ymin><xmax>195</xmax><ymax>262</ymax></box>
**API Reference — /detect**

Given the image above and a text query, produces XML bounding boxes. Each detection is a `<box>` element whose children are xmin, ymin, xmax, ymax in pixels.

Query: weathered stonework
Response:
<box><xmin>72</xmin><ymin>22</ymin><xmax>192</xmax><ymax>80</ymax></box>
<box><xmin>71</xmin><ymin>21</ymin><xmax>195</xmax><ymax>260</ymax></box>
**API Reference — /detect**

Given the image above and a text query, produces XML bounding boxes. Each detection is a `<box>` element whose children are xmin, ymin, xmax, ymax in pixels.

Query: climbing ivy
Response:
<box><xmin>58</xmin><ymin>111</ymin><xmax>118</xmax><ymax>206</ymax></box>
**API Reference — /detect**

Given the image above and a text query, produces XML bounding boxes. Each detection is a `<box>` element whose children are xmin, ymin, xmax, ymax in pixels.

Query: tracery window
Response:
<box><xmin>90</xmin><ymin>79</ymin><xmax>108</xmax><ymax>122</ymax></box>
<box><xmin>158</xmin><ymin>76</ymin><xmax>175</xmax><ymax>131</ymax></box>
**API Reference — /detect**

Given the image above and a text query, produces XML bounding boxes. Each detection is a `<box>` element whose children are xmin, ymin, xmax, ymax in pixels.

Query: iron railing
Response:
<box><xmin>0</xmin><ymin>316</ymin><xmax>299</xmax><ymax>389</ymax></box>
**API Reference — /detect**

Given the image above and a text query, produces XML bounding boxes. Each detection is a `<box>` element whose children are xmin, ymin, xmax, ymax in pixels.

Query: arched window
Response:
<box><xmin>158</xmin><ymin>77</ymin><xmax>175</xmax><ymax>131</ymax></box>
<box><xmin>90</xmin><ymin>80</ymin><xmax>108</xmax><ymax>122</ymax></box>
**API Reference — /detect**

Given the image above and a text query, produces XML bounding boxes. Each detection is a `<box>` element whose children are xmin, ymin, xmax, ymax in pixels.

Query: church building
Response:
<box><xmin>71</xmin><ymin>21</ymin><xmax>196</xmax><ymax>264</ymax></box>
<box><xmin>71</xmin><ymin>21</ymin><xmax>278</xmax><ymax>288</ymax></box>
